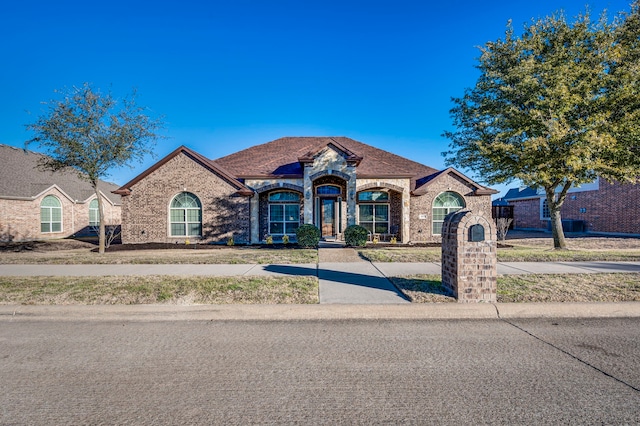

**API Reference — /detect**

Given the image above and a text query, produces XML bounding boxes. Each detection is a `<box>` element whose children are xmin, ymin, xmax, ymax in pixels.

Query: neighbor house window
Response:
<box><xmin>541</xmin><ymin>199</ymin><xmax>550</xmax><ymax>219</ymax></box>
<box><xmin>40</xmin><ymin>195</ymin><xmax>62</xmax><ymax>233</ymax></box>
<box><xmin>268</xmin><ymin>191</ymin><xmax>300</xmax><ymax>236</ymax></box>
<box><xmin>432</xmin><ymin>192</ymin><xmax>465</xmax><ymax>235</ymax></box>
<box><xmin>170</xmin><ymin>192</ymin><xmax>201</xmax><ymax>237</ymax></box>
<box><xmin>89</xmin><ymin>199</ymin><xmax>100</xmax><ymax>226</ymax></box>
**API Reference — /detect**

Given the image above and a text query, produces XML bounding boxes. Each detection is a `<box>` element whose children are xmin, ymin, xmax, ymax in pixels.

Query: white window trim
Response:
<box><xmin>89</xmin><ymin>199</ymin><xmax>100</xmax><ymax>227</ymax></box>
<box><xmin>40</xmin><ymin>195</ymin><xmax>63</xmax><ymax>234</ymax></box>
<box><xmin>357</xmin><ymin>203</ymin><xmax>390</xmax><ymax>234</ymax></box>
<box><xmin>169</xmin><ymin>193</ymin><xmax>202</xmax><ymax>237</ymax></box>
<box><xmin>431</xmin><ymin>192</ymin><xmax>465</xmax><ymax>235</ymax></box>
<box><xmin>268</xmin><ymin>203</ymin><xmax>300</xmax><ymax>236</ymax></box>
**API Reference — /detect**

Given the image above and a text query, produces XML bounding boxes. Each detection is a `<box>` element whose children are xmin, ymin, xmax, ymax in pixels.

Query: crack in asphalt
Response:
<box><xmin>492</xmin><ymin>304</ymin><xmax>640</xmax><ymax>393</ymax></box>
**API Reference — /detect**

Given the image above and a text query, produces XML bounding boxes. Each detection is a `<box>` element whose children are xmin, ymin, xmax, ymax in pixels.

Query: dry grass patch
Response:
<box><xmin>0</xmin><ymin>275</ymin><xmax>319</xmax><ymax>305</ymax></box>
<box><xmin>390</xmin><ymin>273</ymin><xmax>640</xmax><ymax>303</ymax></box>
<box><xmin>498</xmin><ymin>273</ymin><xmax>640</xmax><ymax>302</ymax></box>
<box><xmin>358</xmin><ymin>247</ymin><xmax>441</xmax><ymax>263</ymax></box>
<box><xmin>389</xmin><ymin>275</ymin><xmax>455</xmax><ymax>303</ymax></box>
<box><xmin>358</xmin><ymin>246</ymin><xmax>640</xmax><ymax>262</ymax></box>
<box><xmin>0</xmin><ymin>248</ymin><xmax>318</xmax><ymax>265</ymax></box>
<box><xmin>497</xmin><ymin>246</ymin><xmax>640</xmax><ymax>262</ymax></box>
<box><xmin>506</xmin><ymin>236</ymin><xmax>640</xmax><ymax>250</ymax></box>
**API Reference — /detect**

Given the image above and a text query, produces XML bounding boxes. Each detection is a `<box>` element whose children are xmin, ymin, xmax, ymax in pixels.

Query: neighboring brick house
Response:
<box><xmin>0</xmin><ymin>144</ymin><xmax>122</xmax><ymax>241</ymax></box>
<box><xmin>115</xmin><ymin>137</ymin><xmax>497</xmax><ymax>244</ymax></box>
<box><xmin>501</xmin><ymin>179</ymin><xmax>640</xmax><ymax>235</ymax></box>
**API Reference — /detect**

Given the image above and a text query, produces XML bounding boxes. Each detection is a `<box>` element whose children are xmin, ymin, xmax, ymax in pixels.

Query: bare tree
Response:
<box><xmin>26</xmin><ymin>83</ymin><xmax>164</xmax><ymax>253</ymax></box>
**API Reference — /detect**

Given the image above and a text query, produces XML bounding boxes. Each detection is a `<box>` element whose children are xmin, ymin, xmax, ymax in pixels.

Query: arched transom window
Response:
<box><xmin>170</xmin><ymin>192</ymin><xmax>202</xmax><ymax>237</ymax></box>
<box><xmin>41</xmin><ymin>195</ymin><xmax>62</xmax><ymax>233</ymax></box>
<box><xmin>316</xmin><ymin>185</ymin><xmax>341</xmax><ymax>196</ymax></box>
<box><xmin>89</xmin><ymin>199</ymin><xmax>100</xmax><ymax>226</ymax></box>
<box><xmin>432</xmin><ymin>192</ymin><xmax>465</xmax><ymax>235</ymax></box>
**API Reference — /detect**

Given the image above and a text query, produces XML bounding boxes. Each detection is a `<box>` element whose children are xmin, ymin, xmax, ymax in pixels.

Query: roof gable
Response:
<box><xmin>114</xmin><ymin>145</ymin><xmax>253</xmax><ymax>196</ymax></box>
<box><xmin>412</xmin><ymin>167</ymin><xmax>498</xmax><ymax>196</ymax></box>
<box><xmin>502</xmin><ymin>186</ymin><xmax>540</xmax><ymax>200</ymax></box>
<box><xmin>0</xmin><ymin>144</ymin><xmax>121</xmax><ymax>204</ymax></box>
<box><xmin>298</xmin><ymin>140</ymin><xmax>363</xmax><ymax>166</ymax></box>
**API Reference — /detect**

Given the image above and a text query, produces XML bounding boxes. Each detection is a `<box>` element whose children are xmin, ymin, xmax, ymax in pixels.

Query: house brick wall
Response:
<box><xmin>0</xmin><ymin>189</ymin><xmax>121</xmax><ymax>241</ymax></box>
<box><xmin>509</xmin><ymin>181</ymin><xmax>640</xmax><ymax>234</ymax></box>
<box><xmin>409</xmin><ymin>173</ymin><xmax>492</xmax><ymax>242</ymax></box>
<box><xmin>510</xmin><ymin>198</ymin><xmax>544</xmax><ymax>230</ymax></box>
<box><xmin>120</xmin><ymin>152</ymin><xmax>251</xmax><ymax>244</ymax></box>
<box><xmin>561</xmin><ymin>180</ymin><xmax>639</xmax><ymax>234</ymax></box>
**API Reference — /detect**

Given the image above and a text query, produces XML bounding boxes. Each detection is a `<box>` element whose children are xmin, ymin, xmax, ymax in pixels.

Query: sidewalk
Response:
<box><xmin>1</xmin><ymin>261</ymin><xmax>639</xmax><ymax>277</ymax></box>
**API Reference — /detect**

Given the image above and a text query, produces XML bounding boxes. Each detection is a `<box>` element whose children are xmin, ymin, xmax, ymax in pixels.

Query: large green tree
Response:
<box><xmin>27</xmin><ymin>83</ymin><xmax>164</xmax><ymax>253</ymax></box>
<box><xmin>443</xmin><ymin>4</ymin><xmax>640</xmax><ymax>249</ymax></box>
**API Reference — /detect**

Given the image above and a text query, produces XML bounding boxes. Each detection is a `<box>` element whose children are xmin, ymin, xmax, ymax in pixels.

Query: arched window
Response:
<box><xmin>170</xmin><ymin>192</ymin><xmax>202</xmax><ymax>237</ymax></box>
<box><xmin>358</xmin><ymin>191</ymin><xmax>389</xmax><ymax>202</ymax></box>
<box><xmin>89</xmin><ymin>199</ymin><xmax>100</xmax><ymax>226</ymax></box>
<box><xmin>316</xmin><ymin>185</ymin><xmax>341</xmax><ymax>195</ymax></box>
<box><xmin>432</xmin><ymin>192</ymin><xmax>465</xmax><ymax>235</ymax></box>
<box><xmin>268</xmin><ymin>191</ymin><xmax>300</xmax><ymax>236</ymax></box>
<box><xmin>41</xmin><ymin>195</ymin><xmax>62</xmax><ymax>233</ymax></box>
<box><xmin>268</xmin><ymin>191</ymin><xmax>300</xmax><ymax>202</ymax></box>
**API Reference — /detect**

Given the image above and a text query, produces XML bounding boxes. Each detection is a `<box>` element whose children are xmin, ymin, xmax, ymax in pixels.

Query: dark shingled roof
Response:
<box><xmin>0</xmin><ymin>144</ymin><xmax>121</xmax><ymax>204</ymax></box>
<box><xmin>502</xmin><ymin>186</ymin><xmax>540</xmax><ymax>200</ymax></box>
<box><xmin>213</xmin><ymin>136</ymin><xmax>440</xmax><ymax>191</ymax></box>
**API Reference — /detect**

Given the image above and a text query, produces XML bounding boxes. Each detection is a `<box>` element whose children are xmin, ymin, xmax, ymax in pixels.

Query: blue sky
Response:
<box><xmin>0</xmin><ymin>0</ymin><xmax>633</xmax><ymax>197</ymax></box>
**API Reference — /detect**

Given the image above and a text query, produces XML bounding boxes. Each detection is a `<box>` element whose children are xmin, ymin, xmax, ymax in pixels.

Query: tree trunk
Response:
<box><xmin>549</xmin><ymin>204</ymin><xmax>567</xmax><ymax>249</ymax></box>
<box><xmin>544</xmin><ymin>182</ymin><xmax>572</xmax><ymax>250</ymax></box>
<box><xmin>93</xmin><ymin>183</ymin><xmax>106</xmax><ymax>254</ymax></box>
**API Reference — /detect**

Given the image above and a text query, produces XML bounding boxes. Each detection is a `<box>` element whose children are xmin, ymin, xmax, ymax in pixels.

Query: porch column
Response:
<box><xmin>346</xmin><ymin>173</ymin><xmax>357</xmax><ymax>226</ymax></box>
<box><xmin>303</xmin><ymin>164</ymin><xmax>314</xmax><ymax>224</ymax></box>
<box><xmin>402</xmin><ymin>188</ymin><xmax>410</xmax><ymax>243</ymax></box>
<box><xmin>250</xmin><ymin>195</ymin><xmax>260</xmax><ymax>244</ymax></box>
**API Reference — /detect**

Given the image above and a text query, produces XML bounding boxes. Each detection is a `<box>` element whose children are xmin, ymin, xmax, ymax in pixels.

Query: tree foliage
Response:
<box><xmin>443</xmin><ymin>4</ymin><xmax>640</xmax><ymax>248</ymax></box>
<box><xmin>26</xmin><ymin>83</ymin><xmax>164</xmax><ymax>253</ymax></box>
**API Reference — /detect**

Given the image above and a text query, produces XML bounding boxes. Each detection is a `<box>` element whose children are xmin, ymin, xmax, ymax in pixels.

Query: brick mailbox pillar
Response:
<box><xmin>441</xmin><ymin>210</ymin><xmax>497</xmax><ymax>303</ymax></box>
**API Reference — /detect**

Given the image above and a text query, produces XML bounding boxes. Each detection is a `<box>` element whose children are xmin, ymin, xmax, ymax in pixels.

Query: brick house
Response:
<box><xmin>115</xmin><ymin>137</ymin><xmax>497</xmax><ymax>244</ymax></box>
<box><xmin>0</xmin><ymin>144</ymin><xmax>122</xmax><ymax>241</ymax></box>
<box><xmin>501</xmin><ymin>179</ymin><xmax>640</xmax><ymax>235</ymax></box>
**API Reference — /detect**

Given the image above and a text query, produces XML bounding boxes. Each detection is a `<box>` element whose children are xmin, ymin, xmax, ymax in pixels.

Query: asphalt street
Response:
<box><xmin>1</xmin><ymin>317</ymin><xmax>639</xmax><ymax>424</ymax></box>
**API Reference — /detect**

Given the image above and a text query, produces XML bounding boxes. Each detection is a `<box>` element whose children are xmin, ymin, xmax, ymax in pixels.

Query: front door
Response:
<box><xmin>320</xmin><ymin>198</ymin><xmax>336</xmax><ymax>237</ymax></box>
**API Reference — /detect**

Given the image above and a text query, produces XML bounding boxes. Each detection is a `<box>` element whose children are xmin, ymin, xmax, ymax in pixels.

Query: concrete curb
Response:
<box><xmin>1</xmin><ymin>302</ymin><xmax>638</xmax><ymax>322</ymax></box>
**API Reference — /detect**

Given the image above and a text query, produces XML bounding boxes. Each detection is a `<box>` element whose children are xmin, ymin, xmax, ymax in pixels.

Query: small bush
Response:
<box><xmin>282</xmin><ymin>235</ymin><xmax>290</xmax><ymax>245</ymax></box>
<box><xmin>265</xmin><ymin>235</ymin><xmax>274</xmax><ymax>245</ymax></box>
<box><xmin>295</xmin><ymin>224</ymin><xmax>320</xmax><ymax>248</ymax></box>
<box><xmin>344</xmin><ymin>225</ymin><xmax>369</xmax><ymax>247</ymax></box>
